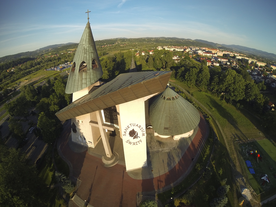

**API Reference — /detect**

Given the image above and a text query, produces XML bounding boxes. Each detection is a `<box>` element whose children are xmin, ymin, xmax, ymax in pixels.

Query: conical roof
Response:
<box><xmin>65</xmin><ymin>22</ymin><xmax>103</xmax><ymax>94</ymax></box>
<box><xmin>150</xmin><ymin>87</ymin><xmax>200</xmax><ymax>136</ymax></box>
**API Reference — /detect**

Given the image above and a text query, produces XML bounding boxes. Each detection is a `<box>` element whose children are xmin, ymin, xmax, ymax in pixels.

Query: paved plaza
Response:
<box><xmin>59</xmin><ymin>115</ymin><xmax>209</xmax><ymax>207</ymax></box>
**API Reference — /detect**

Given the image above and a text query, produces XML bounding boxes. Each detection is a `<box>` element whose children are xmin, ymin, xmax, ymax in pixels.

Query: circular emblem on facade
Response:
<box><xmin>123</xmin><ymin>123</ymin><xmax>145</xmax><ymax>145</ymax></box>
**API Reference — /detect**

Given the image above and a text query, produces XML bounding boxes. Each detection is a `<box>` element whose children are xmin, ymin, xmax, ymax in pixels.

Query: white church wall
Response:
<box><xmin>70</xmin><ymin>118</ymin><xmax>88</xmax><ymax>147</ymax></box>
<box><xmin>154</xmin><ymin>132</ymin><xmax>171</xmax><ymax>138</ymax></box>
<box><xmin>173</xmin><ymin>129</ymin><xmax>194</xmax><ymax>140</ymax></box>
<box><xmin>72</xmin><ymin>86</ymin><xmax>91</xmax><ymax>102</ymax></box>
<box><xmin>118</xmin><ymin>98</ymin><xmax>148</xmax><ymax>171</ymax></box>
<box><xmin>72</xmin><ymin>113</ymin><xmax>94</xmax><ymax>147</ymax></box>
<box><xmin>90</xmin><ymin>111</ymin><xmax>101</xmax><ymax>147</ymax></box>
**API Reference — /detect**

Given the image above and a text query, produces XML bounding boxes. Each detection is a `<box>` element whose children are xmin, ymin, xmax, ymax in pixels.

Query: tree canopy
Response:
<box><xmin>0</xmin><ymin>145</ymin><xmax>48</xmax><ymax>207</ymax></box>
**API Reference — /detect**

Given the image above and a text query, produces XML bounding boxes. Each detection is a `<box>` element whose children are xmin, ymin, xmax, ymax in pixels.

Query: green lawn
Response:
<box><xmin>192</xmin><ymin>91</ymin><xmax>261</xmax><ymax>141</ymax></box>
<box><xmin>239</xmin><ymin>140</ymin><xmax>276</xmax><ymax>195</ymax></box>
<box><xmin>39</xmin><ymin>162</ymin><xmax>55</xmax><ymax>186</ymax></box>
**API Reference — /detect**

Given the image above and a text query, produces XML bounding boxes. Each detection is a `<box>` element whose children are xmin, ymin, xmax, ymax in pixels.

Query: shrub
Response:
<box><xmin>220</xmin><ymin>178</ymin><xmax>227</xmax><ymax>186</ymax></box>
<box><xmin>210</xmin><ymin>196</ymin><xmax>228</xmax><ymax>207</ymax></box>
<box><xmin>217</xmin><ymin>185</ymin><xmax>230</xmax><ymax>197</ymax></box>
<box><xmin>139</xmin><ymin>200</ymin><xmax>158</xmax><ymax>207</ymax></box>
<box><xmin>55</xmin><ymin>171</ymin><xmax>75</xmax><ymax>193</ymax></box>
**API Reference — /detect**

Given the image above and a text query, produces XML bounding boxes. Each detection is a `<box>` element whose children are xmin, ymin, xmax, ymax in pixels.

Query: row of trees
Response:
<box><xmin>171</xmin><ymin>56</ymin><xmax>268</xmax><ymax>113</ymax></box>
<box><xmin>2</xmin><ymin>76</ymin><xmax>72</xmax><ymax>206</ymax></box>
<box><xmin>99</xmin><ymin>50</ymin><xmax>268</xmax><ymax>114</ymax></box>
<box><xmin>5</xmin><ymin>76</ymin><xmax>71</xmax><ymax>143</ymax></box>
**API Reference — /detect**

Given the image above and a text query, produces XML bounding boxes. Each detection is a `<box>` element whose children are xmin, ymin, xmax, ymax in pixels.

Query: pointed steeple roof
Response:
<box><xmin>150</xmin><ymin>87</ymin><xmax>200</xmax><ymax>136</ymax></box>
<box><xmin>129</xmin><ymin>57</ymin><xmax>137</xmax><ymax>72</ymax></box>
<box><xmin>65</xmin><ymin>21</ymin><xmax>103</xmax><ymax>94</ymax></box>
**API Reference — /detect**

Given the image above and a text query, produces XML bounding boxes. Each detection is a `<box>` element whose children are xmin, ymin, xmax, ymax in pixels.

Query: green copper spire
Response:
<box><xmin>65</xmin><ymin>20</ymin><xmax>103</xmax><ymax>94</ymax></box>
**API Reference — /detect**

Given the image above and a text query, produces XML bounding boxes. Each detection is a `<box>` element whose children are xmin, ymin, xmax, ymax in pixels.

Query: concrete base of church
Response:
<box><xmin>102</xmin><ymin>152</ymin><xmax>119</xmax><ymax>167</ymax></box>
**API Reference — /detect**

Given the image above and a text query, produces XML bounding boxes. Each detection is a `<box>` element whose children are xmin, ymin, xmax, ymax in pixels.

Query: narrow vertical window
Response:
<box><xmin>92</xmin><ymin>59</ymin><xmax>98</xmax><ymax>69</ymax></box>
<box><xmin>71</xmin><ymin>62</ymin><xmax>76</xmax><ymax>72</ymax></box>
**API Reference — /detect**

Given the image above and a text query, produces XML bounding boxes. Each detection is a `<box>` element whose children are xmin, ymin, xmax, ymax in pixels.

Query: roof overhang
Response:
<box><xmin>56</xmin><ymin>71</ymin><xmax>171</xmax><ymax>121</ymax></box>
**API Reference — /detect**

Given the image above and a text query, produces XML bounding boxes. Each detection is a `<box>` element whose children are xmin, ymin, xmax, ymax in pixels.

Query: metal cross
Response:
<box><xmin>85</xmin><ymin>9</ymin><xmax>91</xmax><ymax>22</ymax></box>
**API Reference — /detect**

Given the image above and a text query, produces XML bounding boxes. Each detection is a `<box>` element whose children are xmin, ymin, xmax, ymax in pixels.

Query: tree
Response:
<box><xmin>153</xmin><ymin>56</ymin><xmax>162</xmax><ymax>69</ymax></box>
<box><xmin>244</xmin><ymin>82</ymin><xmax>260</xmax><ymax>101</ymax></box>
<box><xmin>53</xmin><ymin>76</ymin><xmax>65</xmax><ymax>97</ymax></box>
<box><xmin>185</xmin><ymin>68</ymin><xmax>198</xmax><ymax>86</ymax></box>
<box><xmin>36</xmin><ymin>98</ymin><xmax>51</xmax><ymax>116</ymax></box>
<box><xmin>37</xmin><ymin>112</ymin><xmax>62</xmax><ymax>144</ymax></box>
<box><xmin>0</xmin><ymin>146</ymin><xmax>48</xmax><ymax>206</ymax></box>
<box><xmin>219</xmin><ymin>69</ymin><xmax>245</xmax><ymax>102</ymax></box>
<box><xmin>21</xmin><ymin>85</ymin><xmax>38</xmax><ymax>103</ymax></box>
<box><xmin>5</xmin><ymin>94</ymin><xmax>30</xmax><ymax>117</ymax></box>
<box><xmin>8</xmin><ymin>117</ymin><xmax>24</xmax><ymax>138</ymax></box>
<box><xmin>147</xmin><ymin>56</ymin><xmax>154</xmax><ymax>69</ymax></box>
<box><xmin>197</xmin><ymin>64</ymin><xmax>210</xmax><ymax>89</ymax></box>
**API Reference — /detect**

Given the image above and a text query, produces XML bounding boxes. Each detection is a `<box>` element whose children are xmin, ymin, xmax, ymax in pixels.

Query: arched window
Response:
<box><xmin>71</xmin><ymin>62</ymin><xmax>76</xmax><ymax>72</ymax></box>
<box><xmin>79</xmin><ymin>61</ymin><xmax>87</xmax><ymax>72</ymax></box>
<box><xmin>92</xmin><ymin>59</ymin><xmax>98</xmax><ymax>69</ymax></box>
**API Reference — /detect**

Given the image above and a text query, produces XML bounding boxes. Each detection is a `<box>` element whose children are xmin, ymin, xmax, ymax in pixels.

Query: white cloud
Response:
<box><xmin>117</xmin><ymin>0</ymin><xmax>127</xmax><ymax>8</ymax></box>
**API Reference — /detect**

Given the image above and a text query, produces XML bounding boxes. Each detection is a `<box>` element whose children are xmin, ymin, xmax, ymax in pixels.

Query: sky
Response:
<box><xmin>0</xmin><ymin>0</ymin><xmax>276</xmax><ymax>58</ymax></box>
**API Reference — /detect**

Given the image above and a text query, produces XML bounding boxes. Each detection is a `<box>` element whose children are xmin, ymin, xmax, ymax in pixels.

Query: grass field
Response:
<box><xmin>13</xmin><ymin>69</ymin><xmax>61</xmax><ymax>88</ymax></box>
<box><xmin>192</xmin><ymin>91</ymin><xmax>262</xmax><ymax>141</ymax></box>
<box><xmin>239</xmin><ymin>139</ymin><xmax>276</xmax><ymax>195</ymax></box>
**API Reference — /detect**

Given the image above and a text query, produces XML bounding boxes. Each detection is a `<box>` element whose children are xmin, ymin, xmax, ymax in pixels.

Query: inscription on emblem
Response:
<box><xmin>123</xmin><ymin>123</ymin><xmax>145</xmax><ymax>145</ymax></box>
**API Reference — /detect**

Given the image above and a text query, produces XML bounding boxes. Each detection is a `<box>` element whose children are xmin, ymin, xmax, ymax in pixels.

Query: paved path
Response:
<box><xmin>261</xmin><ymin>193</ymin><xmax>276</xmax><ymax>205</ymax></box>
<box><xmin>58</xmin><ymin>116</ymin><xmax>209</xmax><ymax>207</ymax></box>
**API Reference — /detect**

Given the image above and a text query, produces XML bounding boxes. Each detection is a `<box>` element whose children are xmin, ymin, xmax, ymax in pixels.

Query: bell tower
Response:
<box><xmin>65</xmin><ymin>10</ymin><xmax>103</xmax><ymax>101</ymax></box>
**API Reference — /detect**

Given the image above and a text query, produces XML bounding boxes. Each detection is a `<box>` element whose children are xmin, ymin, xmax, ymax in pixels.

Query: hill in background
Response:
<box><xmin>1</xmin><ymin>37</ymin><xmax>276</xmax><ymax>63</ymax></box>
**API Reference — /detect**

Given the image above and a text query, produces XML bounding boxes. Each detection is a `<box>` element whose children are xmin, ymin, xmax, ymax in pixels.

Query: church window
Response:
<box><xmin>71</xmin><ymin>62</ymin><xmax>76</xmax><ymax>72</ymax></box>
<box><xmin>79</xmin><ymin>61</ymin><xmax>87</xmax><ymax>72</ymax></box>
<box><xmin>92</xmin><ymin>59</ymin><xmax>98</xmax><ymax>69</ymax></box>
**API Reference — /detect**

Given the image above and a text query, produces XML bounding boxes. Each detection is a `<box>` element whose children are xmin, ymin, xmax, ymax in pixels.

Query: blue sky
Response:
<box><xmin>0</xmin><ymin>0</ymin><xmax>276</xmax><ymax>58</ymax></box>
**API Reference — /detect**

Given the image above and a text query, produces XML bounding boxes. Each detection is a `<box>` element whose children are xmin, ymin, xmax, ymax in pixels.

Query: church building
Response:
<box><xmin>56</xmin><ymin>17</ymin><xmax>201</xmax><ymax>172</ymax></box>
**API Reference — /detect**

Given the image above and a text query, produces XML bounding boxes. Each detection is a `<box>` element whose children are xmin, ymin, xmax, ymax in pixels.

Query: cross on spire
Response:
<box><xmin>85</xmin><ymin>9</ymin><xmax>91</xmax><ymax>22</ymax></box>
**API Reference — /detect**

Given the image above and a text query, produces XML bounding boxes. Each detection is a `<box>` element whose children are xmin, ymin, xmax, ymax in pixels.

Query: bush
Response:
<box><xmin>208</xmin><ymin>185</ymin><xmax>216</xmax><ymax>192</ymax></box>
<box><xmin>203</xmin><ymin>194</ymin><xmax>209</xmax><ymax>201</ymax></box>
<box><xmin>139</xmin><ymin>200</ymin><xmax>158</xmax><ymax>207</ymax></box>
<box><xmin>220</xmin><ymin>178</ymin><xmax>227</xmax><ymax>186</ymax></box>
<box><xmin>210</xmin><ymin>196</ymin><xmax>228</xmax><ymax>207</ymax></box>
<box><xmin>217</xmin><ymin>185</ymin><xmax>230</xmax><ymax>197</ymax></box>
<box><xmin>174</xmin><ymin>194</ymin><xmax>192</xmax><ymax>207</ymax></box>
<box><xmin>55</xmin><ymin>171</ymin><xmax>75</xmax><ymax>193</ymax></box>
